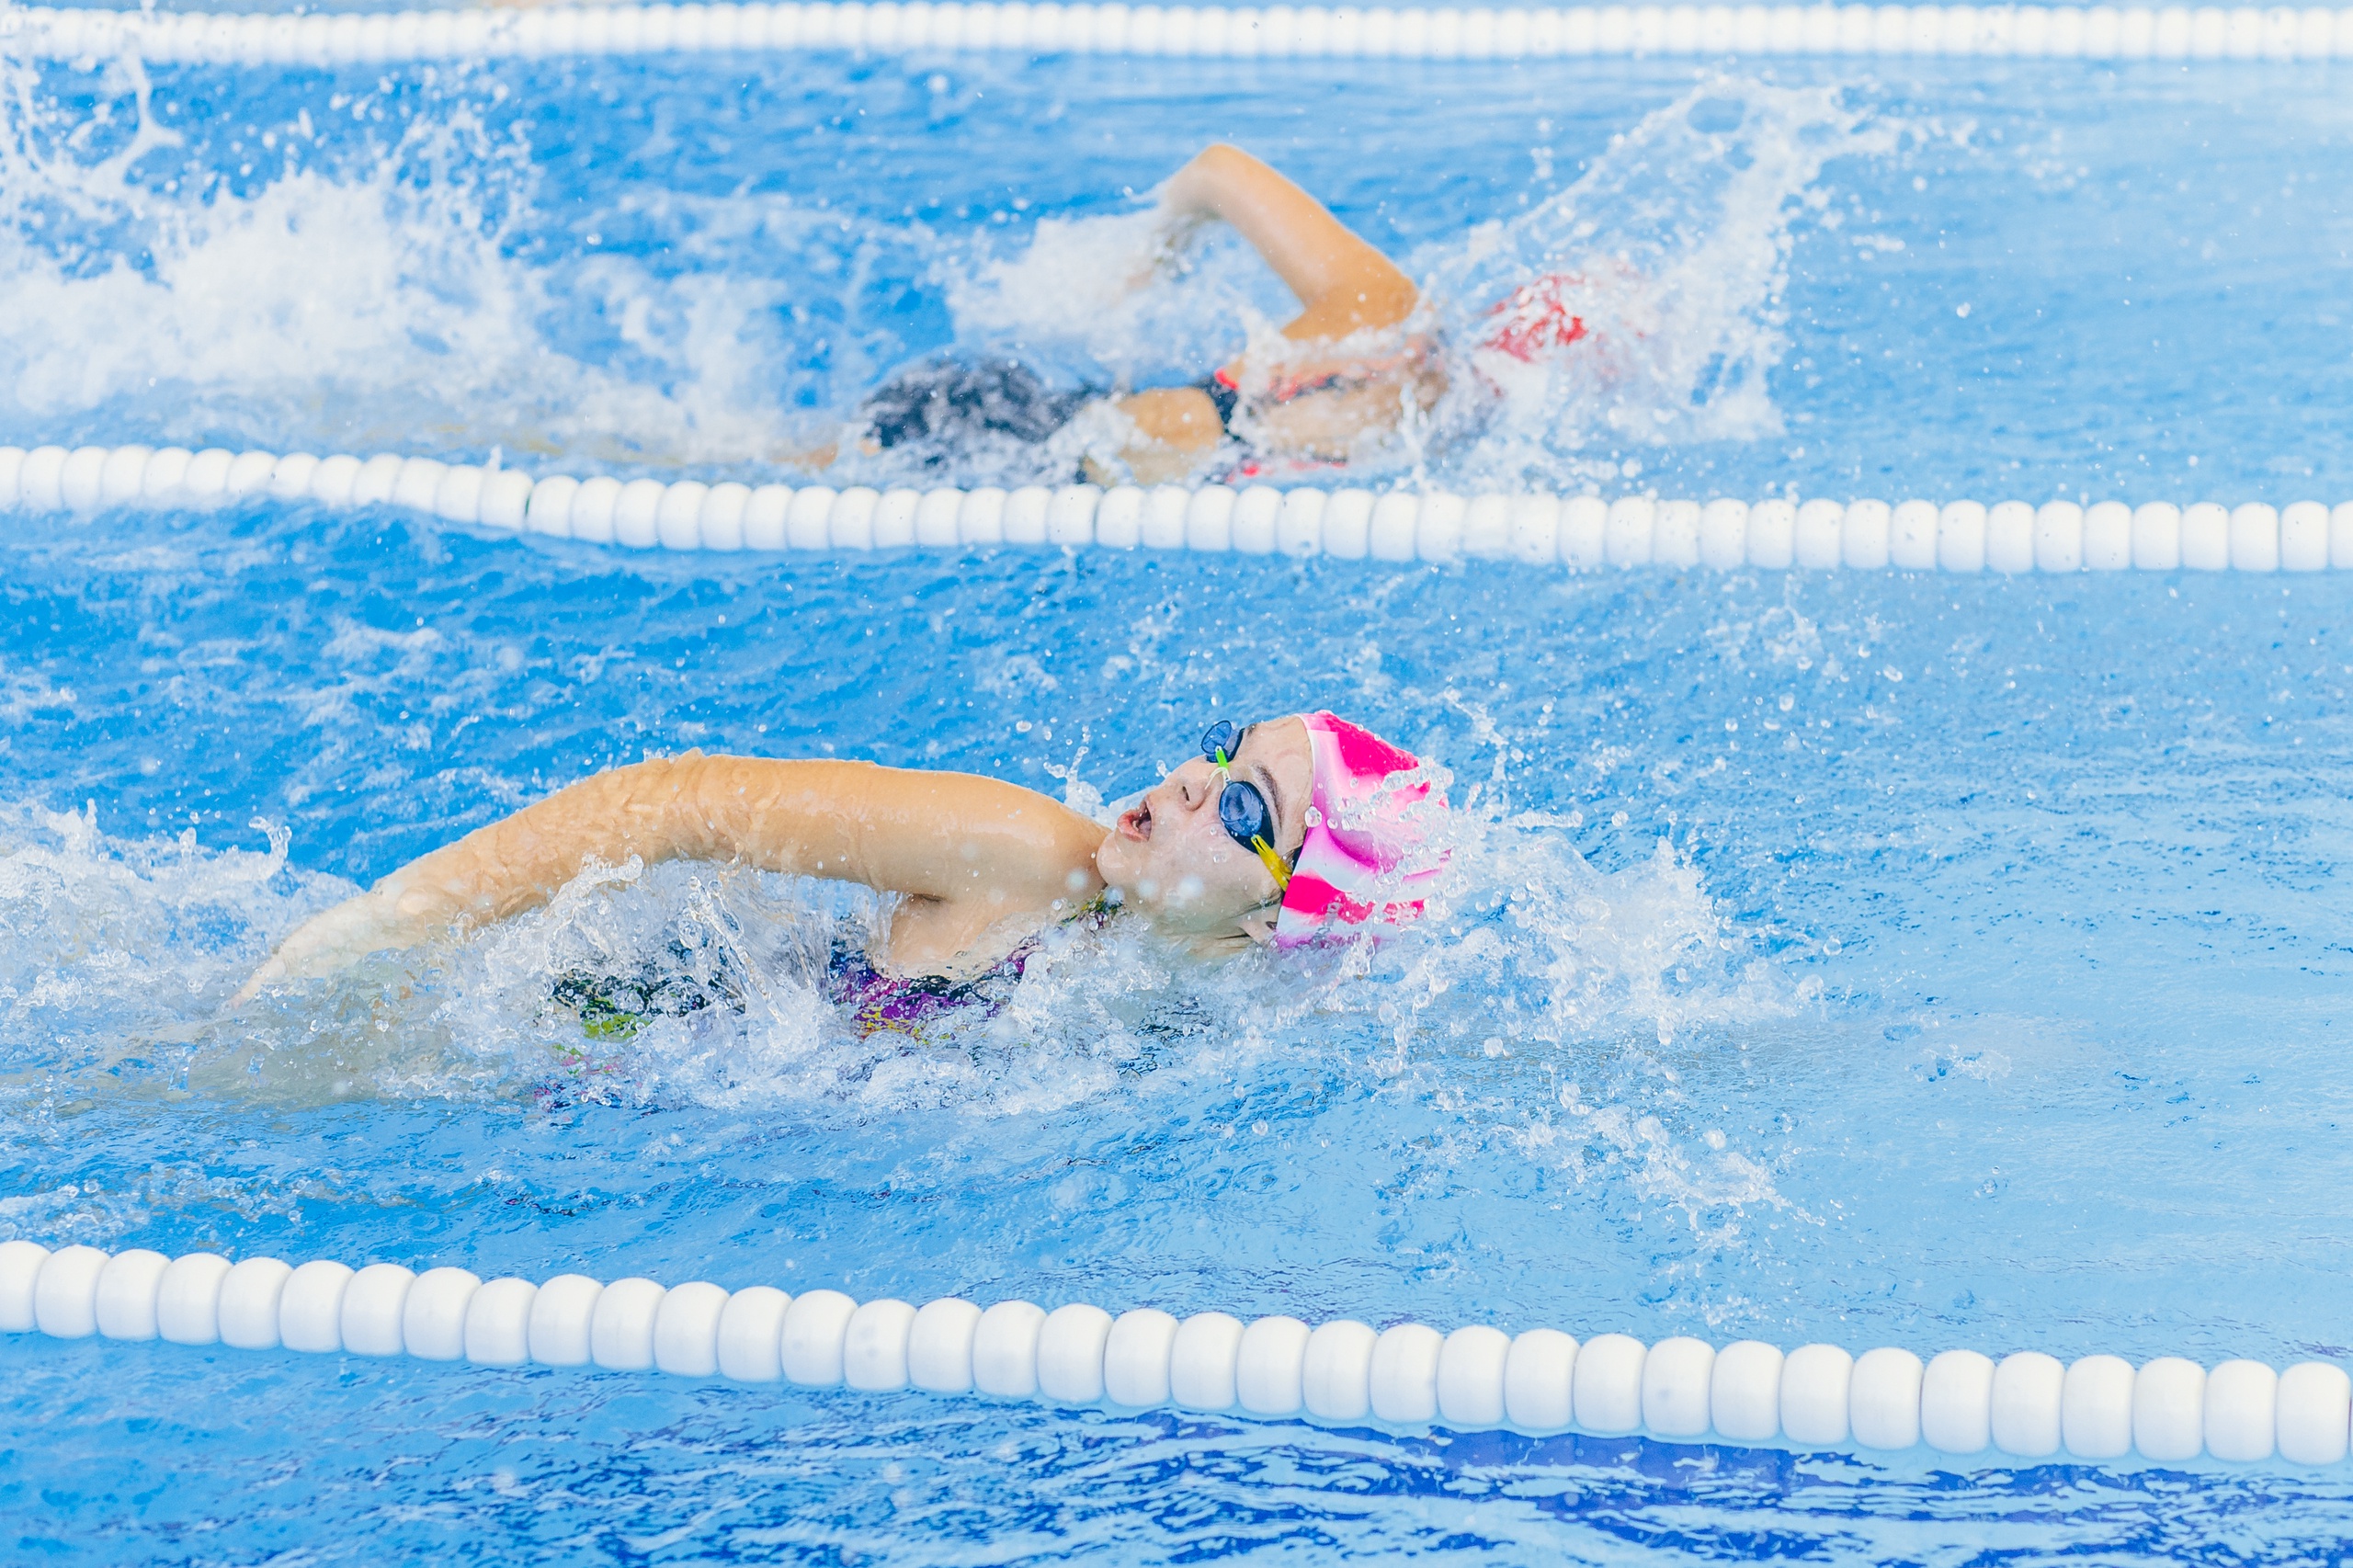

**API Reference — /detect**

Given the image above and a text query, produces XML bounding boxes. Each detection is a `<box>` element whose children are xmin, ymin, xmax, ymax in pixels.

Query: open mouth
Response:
<box><xmin>1119</xmin><ymin>801</ymin><xmax>1154</xmax><ymax>841</ymax></box>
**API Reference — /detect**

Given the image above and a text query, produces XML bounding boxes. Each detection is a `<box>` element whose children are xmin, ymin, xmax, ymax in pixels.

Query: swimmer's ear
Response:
<box><xmin>1237</xmin><ymin>908</ymin><xmax>1280</xmax><ymax>945</ymax></box>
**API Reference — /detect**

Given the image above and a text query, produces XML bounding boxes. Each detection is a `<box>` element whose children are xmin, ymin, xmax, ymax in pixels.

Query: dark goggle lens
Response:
<box><xmin>1199</xmin><ymin>718</ymin><xmax>1293</xmax><ymax>892</ymax></box>
<box><xmin>1217</xmin><ymin>778</ymin><xmax>1274</xmax><ymax>849</ymax></box>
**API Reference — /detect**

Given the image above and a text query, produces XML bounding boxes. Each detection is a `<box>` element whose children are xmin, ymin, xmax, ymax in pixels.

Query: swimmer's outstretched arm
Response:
<box><xmin>233</xmin><ymin>755</ymin><xmax>1108</xmax><ymax>999</ymax></box>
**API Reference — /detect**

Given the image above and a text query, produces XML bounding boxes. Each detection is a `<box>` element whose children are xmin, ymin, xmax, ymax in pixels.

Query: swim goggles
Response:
<box><xmin>1200</xmin><ymin>721</ymin><xmax>1293</xmax><ymax>892</ymax></box>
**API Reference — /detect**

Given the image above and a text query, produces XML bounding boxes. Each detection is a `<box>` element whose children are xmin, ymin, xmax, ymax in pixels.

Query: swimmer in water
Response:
<box><xmin>833</xmin><ymin>142</ymin><xmax>1617</xmax><ymax>484</ymax></box>
<box><xmin>827</xmin><ymin>142</ymin><xmax>1448</xmax><ymax>484</ymax></box>
<box><xmin>233</xmin><ymin>712</ymin><xmax>1444</xmax><ymax>1006</ymax></box>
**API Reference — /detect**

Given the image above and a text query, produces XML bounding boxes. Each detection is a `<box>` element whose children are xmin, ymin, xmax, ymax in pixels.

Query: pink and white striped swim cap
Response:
<box><xmin>1274</xmin><ymin>711</ymin><xmax>1449</xmax><ymax>948</ymax></box>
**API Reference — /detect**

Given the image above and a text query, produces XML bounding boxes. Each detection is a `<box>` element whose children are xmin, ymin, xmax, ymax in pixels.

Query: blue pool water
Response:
<box><xmin>6</xmin><ymin>24</ymin><xmax>2353</xmax><ymax>1564</ymax></box>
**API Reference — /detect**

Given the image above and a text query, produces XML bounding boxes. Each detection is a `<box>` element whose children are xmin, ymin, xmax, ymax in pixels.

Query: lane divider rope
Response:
<box><xmin>5</xmin><ymin>441</ymin><xmax>2350</xmax><ymax>571</ymax></box>
<box><xmin>9</xmin><ymin>3</ymin><xmax>2353</xmax><ymax>65</ymax></box>
<box><xmin>2</xmin><ymin>1240</ymin><xmax>2345</xmax><ymax>1463</ymax></box>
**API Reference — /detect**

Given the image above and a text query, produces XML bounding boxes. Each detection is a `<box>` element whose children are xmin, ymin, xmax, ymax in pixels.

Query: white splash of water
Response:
<box><xmin>1357</xmin><ymin>707</ymin><xmax>1823</xmax><ymax>1253</ymax></box>
<box><xmin>0</xmin><ymin>736</ymin><xmax>1818</xmax><ymax>1271</ymax></box>
<box><xmin>4</xmin><ymin>51</ymin><xmax>1887</xmax><ymax>493</ymax></box>
<box><xmin>943</xmin><ymin>208</ymin><xmax>1297</xmax><ymax>390</ymax></box>
<box><xmin>407</xmin><ymin>850</ymin><xmax>1278</xmax><ymax>1120</ymax></box>
<box><xmin>0</xmin><ymin>54</ymin><xmax>811</xmax><ymax>465</ymax></box>
<box><xmin>0</xmin><ymin>799</ymin><xmax>341</xmax><ymax>1063</ymax></box>
<box><xmin>937</xmin><ymin>77</ymin><xmax>1893</xmax><ymax>487</ymax></box>
<box><xmin>1420</xmin><ymin>76</ymin><xmax>1898</xmax><ymax>483</ymax></box>
<box><xmin>394</xmin><ymin>739</ymin><xmax>1819</xmax><ymax>1260</ymax></box>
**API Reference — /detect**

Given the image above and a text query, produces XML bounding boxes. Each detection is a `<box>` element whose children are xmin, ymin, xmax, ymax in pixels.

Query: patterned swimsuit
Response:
<box><xmin>553</xmin><ymin>904</ymin><xmax>1103</xmax><ymax>1048</ymax></box>
<box><xmin>826</xmin><ymin>937</ymin><xmax>1037</xmax><ymax>1040</ymax></box>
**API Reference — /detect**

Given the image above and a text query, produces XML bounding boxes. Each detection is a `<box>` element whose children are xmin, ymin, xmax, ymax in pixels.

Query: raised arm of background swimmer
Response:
<box><xmin>233</xmin><ymin>756</ymin><xmax>1107</xmax><ymax>1000</ymax></box>
<box><xmin>1116</xmin><ymin>144</ymin><xmax>1424</xmax><ymax>469</ymax></box>
<box><xmin>1153</xmin><ymin>144</ymin><xmax>1419</xmax><ymax>340</ymax></box>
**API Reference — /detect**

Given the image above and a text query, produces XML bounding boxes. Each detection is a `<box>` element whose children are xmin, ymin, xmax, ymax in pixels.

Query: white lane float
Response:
<box><xmin>9</xmin><ymin>3</ymin><xmax>2353</xmax><ymax>66</ymax></box>
<box><xmin>5</xmin><ymin>1241</ymin><xmax>2347</xmax><ymax>1463</ymax></box>
<box><xmin>3</xmin><ymin>441</ymin><xmax>2350</xmax><ymax>572</ymax></box>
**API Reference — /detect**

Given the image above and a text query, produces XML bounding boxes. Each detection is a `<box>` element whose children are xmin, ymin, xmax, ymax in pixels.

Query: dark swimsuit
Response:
<box><xmin>553</xmin><ymin>902</ymin><xmax>1108</xmax><ymax>1050</ymax></box>
<box><xmin>553</xmin><ymin>938</ymin><xmax>1029</xmax><ymax>1046</ymax></box>
<box><xmin>831</xmin><ymin>894</ymin><xmax>1110</xmax><ymax>1038</ymax></box>
<box><xmin>1199</xmin><ymin>368</ymin><xmax>1241</xmax><ymax>426</ymax></box>
<box><xmin>859</xmin><ymin>354</ymin><xmax>1385</xmax><ymax>483</ymax></box>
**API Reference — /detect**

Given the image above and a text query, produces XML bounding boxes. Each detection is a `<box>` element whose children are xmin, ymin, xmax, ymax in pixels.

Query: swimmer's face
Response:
<box><xmin>1097</xmin><ymin>715</ymin><xmax>1313</xmax><ymax>943</ymax></box>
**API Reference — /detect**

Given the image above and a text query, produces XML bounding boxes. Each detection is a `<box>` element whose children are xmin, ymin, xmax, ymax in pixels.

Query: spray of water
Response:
<box><xmin>0</xmin><ymin>691</ymin><xmax>1819</xmax><ymax>1270</ymax></box>
<box><xmin>3</xmin><ymin>55</ymin><xmax>1887</xmax><ymax>490</ymax></box>
<box><xmin>1419</xmin><ymin>77</ymin><xmax>1896</xmax><ymax>483</ymax></box>
<box><xmin>947</xmin><ymin>76</ymin><xmax>1896</xmax><ymax>488</ymax></box>
<box><xmin>0</xmin><ymin>51</ymin><xmax>824</xmax><ymax>464</ymax></box>
<box><xmin>0</xmin><ymin>58</ymin><xmax>1870</xmax><ymax>1267</ymax></box>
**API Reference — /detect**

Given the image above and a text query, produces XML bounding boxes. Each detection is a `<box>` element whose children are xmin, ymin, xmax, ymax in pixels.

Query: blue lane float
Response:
<box><xmin>9</xmin><ymin>2</ymin><xmax>2353</xmax><ymax>65</ymax></box>
<box><xmin>3</xmin><ymin>440</ymin><xmax>2350</xmax><ymax>572</ymax></box>
<box><xmin>4</xmin><ymin>1240</ymin><xmax>2348</xmax><ymax>1464</ymax></box>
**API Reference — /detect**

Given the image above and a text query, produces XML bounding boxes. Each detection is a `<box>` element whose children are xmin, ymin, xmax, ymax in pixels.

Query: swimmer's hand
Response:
<box><xmin>1129</xmin><ymin>206</ymin><xmax>1211</xmax><ymax>291</ymax></box>
<box><xmin>230</xmin><ymin>890</ymin><xmax>438</xmax><ymax>1006</ymax></box>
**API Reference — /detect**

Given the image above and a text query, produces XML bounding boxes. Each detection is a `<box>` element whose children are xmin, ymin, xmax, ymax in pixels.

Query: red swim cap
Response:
<box><xmin>1480</xmin><ymin>271</ymin><xmax>1595</xmax><ymax>362</ymax></box>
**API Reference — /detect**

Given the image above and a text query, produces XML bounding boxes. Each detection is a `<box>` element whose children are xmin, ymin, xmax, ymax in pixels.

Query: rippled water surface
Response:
<box><xmin>6</xmin><ymin>23</ymin><xmax>2353</xmax><ymax>1566</ymax></box>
